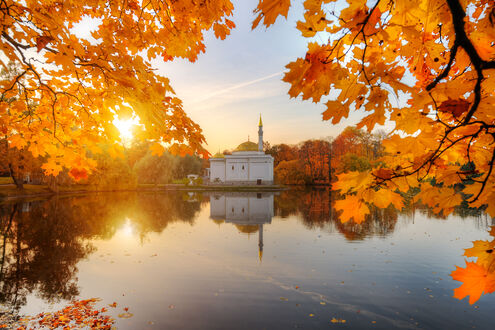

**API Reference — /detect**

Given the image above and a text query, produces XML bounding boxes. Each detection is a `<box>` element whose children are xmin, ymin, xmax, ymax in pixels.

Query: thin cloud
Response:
<box><xmin>190</xmin><ymin>71</ymin><xmax>283</xmax><ymax>104</ymax></box>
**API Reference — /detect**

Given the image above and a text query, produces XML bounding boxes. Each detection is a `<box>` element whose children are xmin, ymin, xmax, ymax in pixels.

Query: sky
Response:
<box><xmin>153</xmin><ymin>0</ymin><xmax>371</xmax><ymax>154</ymax></box>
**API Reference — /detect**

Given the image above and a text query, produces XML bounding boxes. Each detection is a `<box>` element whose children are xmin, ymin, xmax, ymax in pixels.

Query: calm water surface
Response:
<box><xmin>1</xmin><ymin>189</ymin><xmax>494</xmax><ymax>329</ymax></box>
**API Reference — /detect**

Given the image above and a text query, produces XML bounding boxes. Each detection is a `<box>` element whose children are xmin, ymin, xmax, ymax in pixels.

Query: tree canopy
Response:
<box><xmin>253</xmin><ymin>0</ymin><xmax>495</xmax><ymax>221</ymax></box>
<box><xmin>1</xmin><ymin>0</ymin><xmax>235</xmax><ymax>179</ymax></box>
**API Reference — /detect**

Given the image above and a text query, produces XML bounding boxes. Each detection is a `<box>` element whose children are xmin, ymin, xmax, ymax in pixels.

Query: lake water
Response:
<box><xmin>0</xmin><ymin>189</ymin><xmax>494</xmax><ymax>329</ymax></box>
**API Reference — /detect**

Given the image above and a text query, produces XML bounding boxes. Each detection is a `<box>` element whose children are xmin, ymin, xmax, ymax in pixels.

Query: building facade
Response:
<box><xmin>209</xmin><ymin>116</ymin><xmax>274</xmax><ymax>184</ymax></box>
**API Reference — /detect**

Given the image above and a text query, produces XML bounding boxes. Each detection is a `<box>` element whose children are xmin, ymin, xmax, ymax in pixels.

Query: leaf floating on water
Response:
<box><xmin>168</xmin><ymin>304</ymin><xmax>175</xmax><ymax>309</ymax></box>
<box><xmin>118</xmin><ymin>312</ymin><xmax>134</xmax><ymax>319</ymax></box>
<box><xmin>331</xmin><ymin>318</ymin><xmax>346</xmax><ymax>323</ymax></box>
<box><xmin>309</xmin><ymin>314</ymin><xmax>314</xmax><ymax>317</ymax></box>
<box><xmin>320</xmin><ymin>302</ymin><xmax>326</xmax><ymax>305</ymax></box>
<box><xmin>109</xmin><ymin>302</ymin><xmax>117</xmax><ymax>308</ymax></box>
<box><xmin>280</xmin><ymin>297</ymin><xmax>288</xmax><ymax>301</ymax></box>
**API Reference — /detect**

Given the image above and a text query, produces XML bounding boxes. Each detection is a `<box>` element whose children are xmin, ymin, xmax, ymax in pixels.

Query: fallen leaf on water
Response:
<box><xmin>331</xmin><ymin>318</ymin><xmax>346</xmax><ymax>323</ymax></box>
<box><xmin>124</xmin><ymin>307</ymin><xmax>129</xmax><ymax>312</ymax></box>
<box><xmin>309</xmin><ymin>314</ymin><xmax>314</xmax><ymax>317</ymax></box>
<box><xmin>168</xmin><ymin>304</ymin><xmax>175</xmax><ymax>309</ymax></box>
<box><xmin>280</xmin><ymin>297</ymin><xmax>288</xmax><ymax>301</ymax></box>
<box><xmin>320</xmin><ymin>302</ymin><xmax>326</xmax><ymax>305</ymax></box>
<box><xmin>109</xmin><ymin>302</ymin><xmax>117</xmax><ymax>308</ymax></box>
<box><xmin>118</xmin><ymin>312</ymin><xmax>133</xmax><ymax>319</ymax></box>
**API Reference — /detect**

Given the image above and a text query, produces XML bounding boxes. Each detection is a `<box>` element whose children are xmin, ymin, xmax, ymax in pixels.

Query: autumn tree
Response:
<box><xmin>253</xmin><ymin>0</ymin><xmax>495</xmax><ymax>222</ymax></box>
<box><xmin>1</xmin><ymin>0</ymin><xmax>236</xmax><ymax>180</ymax></box>
<box><xmin>299</xmin><ymin>139</ymin><xmax>331</xmax><ymax>183</ymax></box>
<box><xmin>133</xmin><ymin>151</ymin><xmax>178</xmax><ymax>185</ymax></box>
<box><xmin>274</xmin><ymin>159</ymin><xmax>310</xmax><ymax>184</ymax></box>
<box><xmin>265</xmin><ymin>143</ymin><xmax>298</xmax><ymax>167</ymax></box>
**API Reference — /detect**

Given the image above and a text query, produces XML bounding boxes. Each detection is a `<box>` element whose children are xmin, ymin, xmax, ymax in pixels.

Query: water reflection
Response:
<box><xmin>0</xmin><ymin>190</ymin><xmax>494</xmax><ymax>328</ymax></box>
<box><xmin>0</xmin><ymin>193</ymin><xmax>203</xmax><ymax>312</ymax></box>
<box><xmin>209</xmin><ymin>192</ymin><xmax>274</xmax><ymax>260</ymax></box>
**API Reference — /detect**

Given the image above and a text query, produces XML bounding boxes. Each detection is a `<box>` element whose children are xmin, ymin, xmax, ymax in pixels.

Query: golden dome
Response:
<box><xmin>212</xmin><ymin>152</ymin><xmax>225</xmax><ymax>158</ymax></box>
<box><xmin>234</xmin><ymin>141</ymin><xmax>258</xmax><ymax>152</ymax></box>
<box><xmin>235</xmin><ymin>224</ymin><xmax>259</xmax><ymax>234</ymax></box>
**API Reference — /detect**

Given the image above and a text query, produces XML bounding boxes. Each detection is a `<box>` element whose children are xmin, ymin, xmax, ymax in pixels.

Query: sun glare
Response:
<box><xmin>113</xmin><ymin>117</ymin><xmax>139</xmax><ymax>141</ymax></box>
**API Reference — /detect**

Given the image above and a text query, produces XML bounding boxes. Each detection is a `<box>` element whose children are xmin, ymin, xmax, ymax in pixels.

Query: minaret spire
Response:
<box><xmin>258</xmin><ymin>114</ymin><xmax>263</xmax><ymax>152</ymax></box>
<box><xmin>258</xmin><ymin>224</ymin><xmax>263</xmax><ymax>262</ymax></box>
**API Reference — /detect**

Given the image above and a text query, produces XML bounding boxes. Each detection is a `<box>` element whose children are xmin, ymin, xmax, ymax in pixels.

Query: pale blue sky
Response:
<box><xmin>155</xmin><ymin>0</ymin><xmax>371</xmax><ymax>153</ymax></box>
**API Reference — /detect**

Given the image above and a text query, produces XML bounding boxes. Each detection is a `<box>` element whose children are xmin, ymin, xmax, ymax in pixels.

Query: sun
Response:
<box><xmin>113</xmin><ymin>117</ymin><xmax>140</xmax><ymax>141</ymax></box>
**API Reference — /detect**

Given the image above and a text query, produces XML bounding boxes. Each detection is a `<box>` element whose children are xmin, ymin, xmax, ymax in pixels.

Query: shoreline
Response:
<box><xmin>0</xmin><ymin>183</ymin><xmax>289</xmax><ymax>201</ymax></box>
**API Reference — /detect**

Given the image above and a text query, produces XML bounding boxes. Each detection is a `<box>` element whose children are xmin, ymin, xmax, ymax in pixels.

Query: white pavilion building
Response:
<box><xmin>209</xmin><ymin>116</ymin><xmax>274</xmax><ymax>185</ymax></box>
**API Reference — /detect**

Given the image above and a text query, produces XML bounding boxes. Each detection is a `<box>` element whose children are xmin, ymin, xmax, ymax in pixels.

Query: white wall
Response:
<box><xmin>226</xmin><ymin>159</ymin><xmax>248</xmax><ymax>181</ymax></box>
<box><xmin>210</xmin><ymin>160</ymin><xmax>225</xmax><ymax>182</ymax></box>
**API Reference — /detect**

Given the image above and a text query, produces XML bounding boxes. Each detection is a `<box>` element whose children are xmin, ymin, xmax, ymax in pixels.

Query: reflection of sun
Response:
<box><xmin>120</xmin><ymin>218</ymin><xmax>134</xmax><ymax>237</ymax></box>
<box><xmin>113</xmin><ymin>117</ymin><xmax>139</xmax><ymax>141</ymax></box>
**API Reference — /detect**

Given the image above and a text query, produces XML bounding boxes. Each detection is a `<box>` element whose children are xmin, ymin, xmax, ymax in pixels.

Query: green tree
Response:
<box><xmin>133</xmin><ymin>151</ymin><xmax>178</xmax><ymax>185</ymax></box>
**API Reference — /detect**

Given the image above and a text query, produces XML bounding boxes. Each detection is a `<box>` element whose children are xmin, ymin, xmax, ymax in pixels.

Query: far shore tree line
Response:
<box><xmin>0</xmin><ymin>139</ymin><xmax>204</xmax><ymax>190</ymax></box>
<box><xmin>220</xmin><ymin>126</ymin><xmax>386</xmax><ymax>185</ymax></box>
<box><xmin>2</xmin><ymin>125</ymin><xmax>385</xmax><ymax>189</ymax></box>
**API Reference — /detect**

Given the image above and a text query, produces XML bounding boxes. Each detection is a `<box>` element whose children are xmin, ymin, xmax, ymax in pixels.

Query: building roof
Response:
<box><xmin>212</xmin><ymin>152</ymin><xmax>225</xmax><ymax>158</ymax></box>
<box><xmin>234</xmin><ymin>141</ymin><xmax>258</xmax><ymax>152</ymax></box>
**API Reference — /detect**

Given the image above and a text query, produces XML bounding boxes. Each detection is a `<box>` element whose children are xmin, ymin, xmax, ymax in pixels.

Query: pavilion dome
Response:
<box><xmin>212</xmin><ymin>152</ymin><xmax>225</xmax><ymax>158</ymax></box>
<box><xmin>235</xmin><ymin>224</ymin><xmax>259</xmax><ymax>234</ymax></box>
<box><xmin>234</xmin><ymin>141</ymin><xmax>258</xmax><ymax>152</ymax></box>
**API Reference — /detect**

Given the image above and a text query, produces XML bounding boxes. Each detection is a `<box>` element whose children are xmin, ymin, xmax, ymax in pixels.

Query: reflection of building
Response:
<box><xmin>208</xmin><ymin>116</ymin><xmax>274</xmax><ymax>185</ymax></box>
<box><xmin>210</xmin><ymin>192</ymin><xmax>274</xmax><ymax>260</ymax></box>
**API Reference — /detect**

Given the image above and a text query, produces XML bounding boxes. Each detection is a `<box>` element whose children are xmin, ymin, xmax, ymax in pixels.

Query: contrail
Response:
<box><xmin>190</xmin><ymin>71</ymin><xmax>283</xmax><ymax>104</ymax></box>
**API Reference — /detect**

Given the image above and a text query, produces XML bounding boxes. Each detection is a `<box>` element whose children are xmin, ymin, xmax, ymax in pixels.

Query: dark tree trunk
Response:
<box><xmin>8</xmin><ymin>163</ymin><xmax>23</xmax><ymax>190</ymax></box>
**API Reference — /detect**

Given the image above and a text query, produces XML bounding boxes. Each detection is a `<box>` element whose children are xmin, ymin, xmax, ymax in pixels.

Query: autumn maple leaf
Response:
<box><xmin>464</xmin><ymin>240</ymin><xmax>495</xmax><ymax>272</ymax></box>
<box><xmin>438</xmin><ymin>99</ymin><xmax>470</xmax><ymax>118</ymax></box>
<box><xmin>451</xmin><ymin>261</ymin><xmax>495</xmax><ymax>304</ymax></box>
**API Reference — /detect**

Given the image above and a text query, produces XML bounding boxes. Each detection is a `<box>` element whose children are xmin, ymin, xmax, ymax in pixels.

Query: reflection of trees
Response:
<box><xmin>0</xmin><ymin>192</ymin><xmax>202</xmax><ymax>311</ymax></box>
<box><xmin>274</xmin><ymin>189</ymin><xmax>399</xmax><ymax>240</ymax></box>
<box><xmin>275</xmin><ymin>189</ymin><xmax>493</xmax><ymax>241</ymax></box>
<box><xmin>334</xmin><ymin>206</ymin><xmax>398</xmax><ymax>240</ymax></box>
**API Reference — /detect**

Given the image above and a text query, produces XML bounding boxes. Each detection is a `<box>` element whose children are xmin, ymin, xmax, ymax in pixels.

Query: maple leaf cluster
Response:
<box><xmin>254</xmin><ymin>0</ymin><xmax>495</xmax><ymax>222</ymax></box>
<box><xmin>1</xmin><ymin>0</ymin><xmax>236</xmax><ymax>179</ymax></box>
<box><xmin>451</xmin><ymin>227</ymin><xmax>495</xmax><ymax>304</ymax></box>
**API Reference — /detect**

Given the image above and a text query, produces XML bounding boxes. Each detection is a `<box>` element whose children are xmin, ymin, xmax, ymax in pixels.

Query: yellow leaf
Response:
<box><xmin>252</xmin><ymin>0</ymin><xmax>291</xmax><ymax>29</ymax></box>
<box><xmin>150</xmin><ymin>142</ymin><xmax>165</xmax><ymax>156</ymax></box>
<box><xmin>334</xmin><ymin>195</ymin><xmax>370</xmax><ymax>224</ymax></box>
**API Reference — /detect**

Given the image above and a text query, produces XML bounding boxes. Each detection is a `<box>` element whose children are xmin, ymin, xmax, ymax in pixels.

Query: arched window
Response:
<box><xmin>232</xmin><ymin>165</ymin><xmax>234</xmax><ymax>170</ymax></box>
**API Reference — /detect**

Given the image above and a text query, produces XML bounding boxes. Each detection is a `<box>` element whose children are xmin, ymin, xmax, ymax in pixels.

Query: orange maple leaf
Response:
<box><xmin>69</xmin><ymin>168</ymin><xmax>88</xmax><ymax>181</ymax></box>
<box><xmin>150</xmin><ymin>142</ymin><xmax>165</xmax><ymax>156</ymax></box>
<box><xmin>252</xmin><ymin>0</ymin><xmax>291</xmax><ymax>29</ymax></box>
<box><xmin>36</xmin><ymin>36</ymin><xmax>54</xmax><ymax>52</ymax></box>
<box><xmin>438</xmin><ymin>99</ymin><xmax>470</xmax><ymax>118</ymax></box>
<box><xmin>334</xmin><ymin>195</ymin><xmax>370</xmax><ymax>224</ymax></box>
<box><xmin>451</xmin><ymin>261</ymin><xmax>495</xmax><ymax>304</ymax></box>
